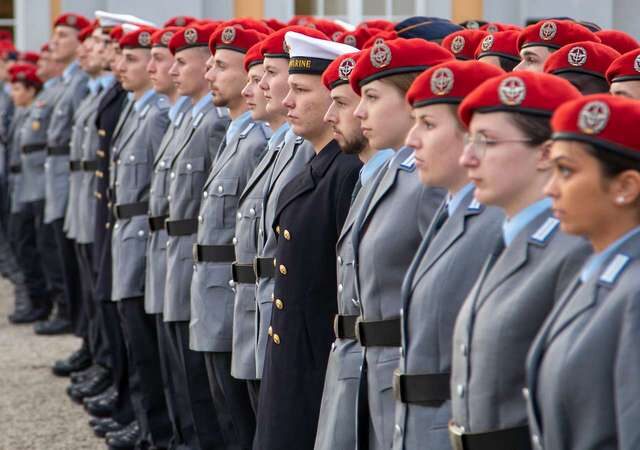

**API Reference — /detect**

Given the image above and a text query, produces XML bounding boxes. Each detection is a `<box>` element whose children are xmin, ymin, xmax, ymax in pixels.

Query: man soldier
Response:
<box><xmin>145</xmin><ymin>26</ymin><xmax>193</xmax><ymax>448</ymax></box>
<box><xmin>108</xmin><ymin>26</ymin><xmax>172</xmax><ymax>450</ymax></box>
<box><xmin>190</xmin><ymin>23</ymin><xmax>270</xmax><ymax>449</ymax></box>
<box><xmin>253</xmin><ymin>31</ymin><xmax>362</xmax><ymax>450</ymax></box>
<box><xmin>606</xmin><ymin>48</ymin><xmax>640</xmax><ymax>99</ymax></box>
<box><xmin>165</xmin><ymin>24</ymin><xmax>230</xmax><ymax>450</ymax></box>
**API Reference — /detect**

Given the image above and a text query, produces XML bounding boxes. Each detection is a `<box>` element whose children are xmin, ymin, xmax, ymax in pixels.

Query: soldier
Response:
<box><xmin>347</xmin><ymin>38</ymin><xmax>449</xmax><ymax>450</ymax></box>
<box><xmin>392</xmin><ymin>61</ymin><xmax>505</xmax><ymax>450</ymax></box>
<box><xmin>253</xmin><ymin>31</ymin><xmax>361</xmax><ymax>450</ymax></box>
<box><xmin>447</xmin><ymin>72</ymin><xmax>591</xmax><ymax>449</ymax></box>
<box><xmin>526</xmin><ymin>94</ymin><xmax>640</xmax><ymax>450</ymax></box>
<box><xmin>253</xmin><ymin>24</ymin><xmax>321</xmax><ymax>389</ymax></box>
<box><xmin>514</xmin><ymin>19</ymin><xmax>600</xmax><ymax>72</ymax></box>
<box><xmin>165</xmin><ymin>24</ymin><xmax>230</xmax><ymax>450</ymax></box>
<box><xmin>474</xmin><ymin>30</ymin><xmax>522</xmax><ymax>71</ymax></box>
<box><xmin>108</xmin><ymin>26</ymin><xmax>172</xmax><ymax>450</ymax></box>
<box><xmin>192</xmin><ymin>24</ymin><xmax>270</xmax><ymax>449</ymax></box>
<box><xmin>314</xmin><ymin>51</ymin><xmax>395</xmax><ymax>450</ymax></box>
<box><xmin>606</xmin><ymin>48</ymin><xmax>640</xmax><ymax>99</ymax></box>
<box><xmin>595</xmin><ymin>29</ymin><xmax>639</xmax><ymax>54</ymax></box>
<box><xmin>442</xmin><ymin>29</ymin><xmax>488</xmax><ymax>61</ymax></box>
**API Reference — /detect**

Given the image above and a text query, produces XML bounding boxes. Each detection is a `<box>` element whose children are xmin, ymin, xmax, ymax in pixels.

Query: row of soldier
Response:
<box><xmin>1</xmin><ymin>9</ymin><xmax>640</xmax><ymax>450</ymax></box>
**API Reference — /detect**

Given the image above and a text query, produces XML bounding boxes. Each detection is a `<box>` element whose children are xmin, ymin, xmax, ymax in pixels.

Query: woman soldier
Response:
<box><xmin>448</xmin><ymin>71</ymin><xmax>592</xmax><ymax>449</ymax></box>
<box><xmin>526</xmin><ymin>94</ymin><xmax>640</xmax><ymax>450</ymax></box>
<box><xmin>393</xmin><ymin>60</ymin><xmax>505</xmax><ymax>450</ymax></box>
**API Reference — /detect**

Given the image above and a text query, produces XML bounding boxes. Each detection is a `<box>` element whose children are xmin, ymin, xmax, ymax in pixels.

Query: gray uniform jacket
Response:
<box><xmin>0</xmin><ymin>85</ymin><xmax>14</xmax><ymax>179</ymax></box>
<box><xmin>18</xmin><ymin>79</ymin><xmax>65</xmax><ymax>204</ymax></box>
<box><xmin>111</xmin><ymin>92</ymin><xmax>170</xmax><ymax>301</ymax></box>
<box><xmin>525</xmin><ymin>230</ymin><xmax>640</xmax><ymax>450</ymax></box>
<box><xmin>353</xmin><ymin>147</ymin><xmax>444</xmax><ymax>450</ymax></box>
<box><xmin>144</xmin><ymin>99</ymin><xmax>192</xmax><ymax>314</ymax></box>
<box><xmin>163</xmin><ymin>102</ymin><xmax>230</xmax><ymax>322</ymax></box>
<box><xmin>254</xmin><ymin>131</ymin><xmax>314</xmax><ymax>377</ymax></box>
<box><xmin>45</xmin><ymin>62</ymin><xmax>88</xmax><ymax>224</ymax></box>
<box><xmin>450</xmin><ymin>208</ymin><xmax>591</xmax><ymax>433</ymax></box>
<box><xmin>189</xmin><ymin>118</ymin><xmax>270</xmax><ymax>353</ymax></box>
<box><xmin>393</xmin><ymin>190</ymin><xmax>504</xmax><ymax>450</ymax></box>
<box><xmin>8</xmin><ymin>108</ymin><xmax>29</xmax><ymax>214</ymax></box>
<box><xmin>314</xmin><ymin>165</ymin><xmax>384</xmax><ymax>450</ymax></box>
<box><xmin>231</xmin><ymin>129</ymin><xmax>287</xmax><ymax>380</ymax></box>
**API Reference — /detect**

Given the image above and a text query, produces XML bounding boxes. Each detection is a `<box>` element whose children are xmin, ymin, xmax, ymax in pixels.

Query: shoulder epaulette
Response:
<box><xmin>239</xmin><ymin>122</ymin><xmax>256</xmax><ymax>139</ymax></box>
<box><xmin>399</xmin><ymin>151</ymin><xmax>416</xmax><ymax>172</ymax></box>
<box><xmin>139</xmin><ymin>104</ymin><xmax>151</xmax><ymax>119</ymax></box>
<box><xmin>216</xmin><ymin>107</ymin><xmax>229</xmax><ymax>118</ymax></box>
<box><xmin>467</xmin><ymin>198</ymin><xmax>481</xmax><ymax>211</ymax></box>
<box><xmin>294</xmin><ymin>136</ymin><xmax>304</xmax><ymax>144</ymax></box>
<box><xmin>174</xmin><ymin>112</ymin><xmax>185</xmax><ymax>128</ymax></box>
<box><xmin>192</xmin><ymin>112</ymin><xmax>204</xmax><ymax>128</ymax></box>
<box><xmin>529</xmin><ymin>217</ymin><xmax>560</xmax><ymax>246</ymax></box>
<box><xmin>599</xmin><ymin>253</ymin><xmax>631</xmax><ymax>286</ymax></box>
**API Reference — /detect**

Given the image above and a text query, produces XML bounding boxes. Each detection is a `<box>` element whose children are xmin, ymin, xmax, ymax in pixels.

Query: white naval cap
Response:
<box><xmin>94</xmin><ymin>10</ymin><xmax>157</xmax><ymax>29</ymax></box>
<box><xmin>285</xmin><ymin>31</ymin><xmax>358</xmax><ymax>75</ymax></box>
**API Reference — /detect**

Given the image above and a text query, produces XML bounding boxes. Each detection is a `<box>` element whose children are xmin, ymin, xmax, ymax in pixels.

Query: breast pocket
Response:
<box><xmin>121</xmin><ymin>153</ymin><xmax>149</xmax><ymax>190</ymax></box>
<box><xmin>240</xmin><ymin>197</ymin><xmax>263</xmax><ymax>253</ymax></box>
<box><xmin>152</xmin><ymin>160</ymin><xmax>171</xmax><ymax>197</ymax></box>
<box><xmin>178</xmin><ymin>156</ymin><xmax>205</xmax><ymax>199</ymax></box>
<box><xmin>210</xmin><ymin>177</ymin><xmax>239</xmax><ymax>229</ymax></box>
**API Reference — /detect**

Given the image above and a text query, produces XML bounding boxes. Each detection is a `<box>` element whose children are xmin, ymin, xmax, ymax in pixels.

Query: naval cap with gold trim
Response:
<box><xmin>285</xmin><ymin>31</ymin><xmax>356</xmax><ymax>75</ymax></box>
<box><xmin>544</xmin><ymin>41</ymin><xmax>620</xmax><ymax>80</ymax></box>
<box><xmin>551</xmin><ymin>93</ymin><xmax>640</xmax><ymax>158</ymax></box>
<box><xmin>407</xmin><ymin>60</ymin><xmax>505</xmax><ymax>108</ymax></box>
<box><xmin>322</xmin><ymin>52</ymin><xmax>360</xmax><ymax>90</ymax></box>
<box><xmin>458</xmin><ymin>71</ymin><xmax>581</xmax><ymax>127</ymax></box>
<box><xmin>209</xmin><ymin>25</ymin><xmax>267</xmax><ymax>55</ymax></box>
<box><xmin>475</xmin><ymin>30</ymin><xmax>521</xmax><ymax>62</ymax></box>
<box><xmin>350</xmin><ymin>38</ymin><xmax>454</xmax><ymax>95</ymax></box>
<box><xmin>259</xmin><ymin>26</ymin><xmax>329</xmax><ymax>59</ymax></box>
<box><xmin>151</xmin><ymin>27</ymin><xmax>180</xmax><ymax>48</ymax></box>
<box><xmin>119</xmin><ymin>27</ymin><xmax>158</xmax><ymax>49</ymax></box>
<box><xmin>595</xmin><ymin>29</ymin><xmax>640</xmax><ymax>55</ymax></box>
<box><xmin>605</xmin><ymin>49</ymin><xmax>640</xmax><ymax>84</ymax></box>
<box><xmin>517</xmin><ymin>19</ymin><xmax>600</xmax><ymax>51</ymax></box>
<box><xmin>54</xmin><ymin>13</ymin><xmax>90</xmax><ymax>32</ymax></box>
<box><xmin>168</xmin><ymin>24</ymin><xmax>217</xmax><ymax>55</ymax></box>
<box><xmin>442</xmin><ymin>29</ymin><xmax>488</xmax><ymax>60</ymax></box>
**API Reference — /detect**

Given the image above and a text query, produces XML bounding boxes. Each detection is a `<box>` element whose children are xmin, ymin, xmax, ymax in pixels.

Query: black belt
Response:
<box><xmin>21</xmin><ymin>144</ymin><xmax>46</xmax><ymax>154</ymax></box>
<box><xmin>47</xmin><ymin>145</ymin><xmax>70</xmax><ymax>156</ymax></box>
<box><xmin>148</xmin><ymin>214</ymin><xmax>168</xmax><ymax>232</ymax></box>
<box><xmin>232</xmin><ymin>263</ymin><xmax>256</xmax><ymax>283</ymax></box>
<box><xmin>81</xmin><ymin>160</ymin><xmax>98</xmax><ymax>171</ymax></box>
<box><xmin>192</xmin><ymin>244</ymin><xmax>235</xmax><ymax>263</ymax></box>
<box><xmin>393</xmin><ymin>369</ymin><xmax>450</xmax><ymax>403</ymax></box>
<box><xmin>253</xmin><ymin>256</ymin><xmax>275</xmax><ymax>278</ymax></box>
<box><xmin>113</xmin><ymin>201</ymin><xmax>148</xmax><ymax>220</ymax></box>
<box><xmin>69</xmin><ymin>160</ymin><xmax>82</xmax><ymax>171</ymax></box>
<box><xmin>165</xmin><ymin>218</ymin><xmax>198</xmax><ymax>236</ymax></box>
<box><xmin>334</xmin><ymin>314</ymin><xmax>358</xmax><ymax>339</ymax></box>
<box><xmin>355</xmin><ymin>317</ymin><xmax>401</xmax><ymax>347</ymax></box>
<box><xmin>9</xmin><ymin>165</ymin><xmax>21</xmax><ymax>174</ymax></box>
<box><xmin>449</xmin><ymin>423</ymin><xmax>531</xmax><ymax>450</ymax></box>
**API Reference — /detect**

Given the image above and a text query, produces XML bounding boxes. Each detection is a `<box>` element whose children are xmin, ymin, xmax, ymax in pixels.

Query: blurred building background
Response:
<box><xmin>3</xmin><ymin>0</ymin><xmax>640</xmax><ymax>50</ymax></box>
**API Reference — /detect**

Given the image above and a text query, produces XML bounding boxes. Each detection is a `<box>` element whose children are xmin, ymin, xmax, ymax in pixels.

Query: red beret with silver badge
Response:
<box><xmin>595</xmin><ymin>30</ymin><xmax>640</xmax><ymax>55</ymax></box>
<box><xmin>109</xmin><ymin>25</ymin><xmax>124</xmax><ymax>42</ymax></box>
<box><xmin>349</xmin><ymin>38</ymin><xmax>454</xmax><ymax>95</ymax></box>
<box><xmin>119</xmin><ymin>27</ymin><xmax>157</xmax><ymax>49</ymax></box>
<box><xmin>54</xmin><ymin>13</ymin><xmax>90</xmax><ymax>32</ymax></box>
<box><xmin>362</xmin><ymin>30</ymin><xmax>399</xmax><ymax>49</ymax></box>
<box><xmin>322</xmin><ymin>52</ymin><xmax>360</xmax><ymax>90</ymax></box>
<box><xmin>442</xmin><ymin>29</ymin><xmax>488</xmax><ymax>60</ymax></box>
<box><xmin>244</xmin><ymin>41</ymin><xmax>265</xmax><ymax>72</ymax></box>
<box><xmin>163</xmin><ymin>16</ymin><xmax>197</xmax><ymax>28</ymax></box>
<box><xmin>209</xmin><ymin>25</ymin><xmax>266</xmax><ymax>54</ymax></box>
<box><xmin>481</xmin><ymin>22</ymin><xmax>522</xmax><ymax>34</ymax></box>
<box><xmin>223</xmin><ymin>18</ymin><xmax>273</xmax><ymax>35</ymax></box>
<box><xmin>151</xmin><ymin>27</ymin><xmax>180</xmax><ymax>48</ymax></box>
<box><xmin>458</xmin><ymin>71</ymin><xmax>581</xmax><ymax>127</ymax></box>
<box><xmin>335</xmin><ymin>27</ymin><xmax>383</xmax><ymax>50</ymax></box>
<box><xmin>544</xmin><ymin>41</ymin><xmax>620</xmax><ymax>79</ymax></box>
<box><xmin>407</xmin><ymin>60</ymin><xmax>505</xmax><ymax>107</ymax></box>
<box><xmin>605</xmin><ymin>49</ymin><xmax>640</xmax><ymax>83</ymax></box>
<box><xmin>475</xmin><ymin>30</ymin><xmax>521</xmax><ymax>62</ymax></box>
<box><xmin>168</xmin><ymin>24</ymin><xmax>217</xmax><ymax>55</ymax></box>
<box><xmin>305</xmin><ymin>19</ymin><xmax>346</xmax><ymax>41</ymax></box>
<box><xmin>9</xmin><ymin>63</ymin><xmax>42</xmax><ymax>87</ymax></box>
<box><xmin>551</xmin><ymin>93</ymin><xmax>640</xmax><ymax>158</ymax></box>
<box><xmin>517</xmin><ymin>19</ymin><xmax>600</xmax><ymax>51</ymax></box>
<box><xmin>259</xmin><ymin>25</ymin><xmax>328</xmax><ymax>59</ymax></box>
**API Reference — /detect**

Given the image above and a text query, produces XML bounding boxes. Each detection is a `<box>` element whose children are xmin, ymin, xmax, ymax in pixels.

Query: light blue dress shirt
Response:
<box><xmin>361</xmin><ymin>149</ymin><xmax>394</xmax><ymax>186</ymax></box>
<box><xmin>502</xmin><ymin>197</ymin><xmax>553</xmax><ymax>246</ymax></box>
<box><xmin>579</xmin><ymin>226</ymin><xmax>640</xmax><ymax>282</ymax></box>
<box><xmin>225</xmin><ymin>110</ymin><xmax>252</xmax><ymax>144</ymax></box>
<box><xmin>447</xmin><ymin>182</ymin><xmax>475</xmax><ymax>217</ymax></box>
<box><xmin>168</xmin><ymin>96</ymin><xmax>190</xmax><ymax>124</ymax></box>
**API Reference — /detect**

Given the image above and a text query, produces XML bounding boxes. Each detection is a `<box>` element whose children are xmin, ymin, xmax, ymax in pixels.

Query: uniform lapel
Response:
<box><xmin>204</xmin><ymin>132</ymin><xmax>242</xmax><ymax>189</ymax></box>
<box><xmin>264</xmin><ymin>137</ymin><xmax>299</xmax><ymax>200</ymax></box>
<box><xmin>239</xmin><ymin>143</ymin><xmax>274</xmax><ymax>203</ymax></box>
<box><xmin>110</xmin><ymin>100</ymin><xmax>134</xmax><ymax>150</ymax></box>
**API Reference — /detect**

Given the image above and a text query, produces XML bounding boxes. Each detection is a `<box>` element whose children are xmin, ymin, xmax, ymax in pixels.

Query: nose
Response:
<box><xmin>404</xmin><ymin>123</ymin><xmax>421</xmax><ymax>150</ymax></box>
<box><xmin>353</xmin><ymin>98</ymin><xmax>366</xmax><ymax>120</ymax></box>
<box><xmin>323</xmin><ymin>102</ymin><xmax>337</xmax><ymax>124</ymax></box>
<box><xmin>282</xmin><ymin>89</ymin><xmax>294</xmax><ymax>110</ymax></box>
<box><xmin>459</xmin><ymin>141</ymin><xmax>479</xmax><ymax>168</ymax></box>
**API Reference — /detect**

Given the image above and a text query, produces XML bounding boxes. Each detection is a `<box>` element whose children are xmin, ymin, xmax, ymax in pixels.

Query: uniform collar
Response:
<box><xmin>87</xmin><ymin>77</ymin><xmax>101</xmax><ymax>95</ymax></box>
<box><xmin>191</xmin><ymin>93</ymin><xmax>213</xmax><ymax>119</ymax></box>
<box><xmin>62</xmin><ymin>61</ymin><xmax>79</xmax><ymax>83</ymax></box>
<box><xmin>168</xmin><ymin>95</ymin><xmax>190</xmax><ymax>124</ymax></box>
<box><xmin>447</xmin><ymin>182</ymin><xmax>475</xmax><ymax>217</ymax></box>
<box><xmin>43</xmin><ymin>76</ymin><xmax>61</xmax><ymax>90</ymax></box>
<box><xmin>133</xmin><ymin>89</ymin><xmax>156</xmax><ymax>113</ymax></box>
<box><xmin>225</xmin><ymin>110</ymin><xmax>252</xmax><ymax>143</ymax></box>
<box><xmin>2</xmin><ymin>82</ymin><xmax>10</xmax><ymax>95</ymax></box>
<box><xmin>267</xmin><ymin>122</ymin><xmax>290</xmax><ymax>151</ymax></box>
<box><xmin>99</xmin><ymin>73</ymin><xmax>116</xmax><ymax>90</ymax></box>
<box><xmin>310</xmin><ymin>139</ymin><xmax>342</xmax><ymax>178</ymax></box>
<box><xmin>360</xmin><ymin>148</ymin><xmax>394</xmax><ymax>186</ymax></box>
<box><xmin>580</xmin><ymin>226</ymin><xmax>640</xmax><ymax>282</ymax></box>
<box><xmin>502</xmin><ymin>197</ymin><xmax>552</xmax><ymax>246</ymax></box>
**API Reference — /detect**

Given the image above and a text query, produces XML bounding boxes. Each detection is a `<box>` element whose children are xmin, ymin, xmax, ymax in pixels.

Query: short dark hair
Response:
<box><xmin>507</xmin><ymin>112</ymin><xmax>552</xmax><ymax>146</ymax></box>
<box><xmin>498</xmin><ymin>57</ymin><xmax>519</xmax><ymax>72</ymax></box>
<box><xmin>584</xmin><ymin>143</ymin><xmax>640</xmax><ymax>178</ymax></box>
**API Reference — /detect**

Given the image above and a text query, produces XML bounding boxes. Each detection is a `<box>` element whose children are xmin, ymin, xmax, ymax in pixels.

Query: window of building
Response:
<box><xmin>0</xmin><ymin>0</ymin><xmax>14</xmax><ymax>42</ymax></box>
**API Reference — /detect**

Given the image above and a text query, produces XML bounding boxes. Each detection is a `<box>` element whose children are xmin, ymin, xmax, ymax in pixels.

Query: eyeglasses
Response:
<box><xmin>463</xmin><ymin>133</ymin><xmax>534</xmax><ymax>160</ymax></box>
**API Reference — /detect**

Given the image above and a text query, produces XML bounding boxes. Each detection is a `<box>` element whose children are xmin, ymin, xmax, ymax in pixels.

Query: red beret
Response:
<box><xmin>595</xmin><ymin>30</ymin><xmax>640</xmax><ymax>55</ymax></box>
<box><xmin>163</xmin><ymin>16</ymin><xmax>197</xmax><ymax>28</ymax></box>
<box><xmin>0</xmin><ymin>30</ymin><xmax>12</xmax><ymax>42</ymax></box>
<box><xmin>263</xmin><ymin>18</ymin><xmax>286</xmax><ymax>31</ymax></box>
<box><xmin>109</xmin><ymin>25</ymin><xmax>124</xmax><ymax>42</ymax></box>
<box><xmin>19</xmin><ymin>51</ymin><xmax>39</xmax><ymax>65</ymax></box>
<box><xmin>168</xmin><ymin>24</ymin><xmax>217</xmax><ymax>55</ymax></box>
<box><xmin>79</xmin><ymin>22</ymin><xmax>97</xmax><ymax>42</ymax></box>
<box><xmin>517</xmin><ymin>19</ymin><xmax>600</xmax><ymax>51</ymax></box>
<box><xmin>259</xmin><ymin>26</ymin><xmax>328</xmax><ymax>59</ymax></box>
<box><xmin>119</xmin><ymin>27</ymin><xmax>157</xmax><ymax>50</ymax></box>
<box><xmin>223</xmin><ymin>18</ymin><xmax>273</xmax><ymax>35</ymax></box>
<box><xmin>480</xmin><ymin>22</ymin><xmax>522</xmax><ymax>34</ymax></box>
<box><xmin>243</xmin><ymin>41</ymin><xmax>265</xmax><ymax>72</ymax></box>
<box><xmin>350</xmin><ymin>38</ymin><xmax>454</xmax><ymax>95</ymax></box>
<box><xmin>305</xmin><ymin>19</ymin><xmax>346</xmax><ymax>41</ymax></box>
<box><xmin>605</xmin><ymin>49</ymin><xmax>640</xmax><ymax>84</ymax></box>
<box><xmin>0</xmin><ymin>40</ymin><xmax>15</xmax><ymax>58</ymax></box>
<box><xmin>442</xmin><ymin>29</ymin><xmax>488</xmax><ymax>60</ymax></box>
<box><xmin>322</xmin><ymin>52</ymin><xmax>359</xmax><ymax>90</ymax></box>
<box><xmin>543</xmin><ymin>41</ymin><xmax>620</xmax><ymax>80</ymax></box>
<box><xmin>54</xmin><ymin>13</ymin><xmax>90</xmax><ymax>32</ymax></box>
<box><xmin>475</xmin><ymin>30</ymin><xmax>521</xmax><ymax>62</ymax></box>
<box><xmin>9</xmin><ymin>63</ymin><xmax>41</xmax><ymax>87</ymax></box>
<box><xmin>209</xmin><ymin>25</ymin><xmax>266</xmax><ymax>55</ymax></box>
<box><xmin>335</xmin><ymin>27</ymin><xmax>382</xmax><ymax>50</ymax></box>
<box><xmin>362</xmin><ymin>30</ymin><xmax>399</xmax><ymax>49</ymax></box>
<box><xmin>407</xmin><ymin>60</ymin><xmax>505</xmax><ymax>108</ymax></box>
<box><xmin>458</xmin><ymin>71</ymin><xmax>581</xmax><ymax>127</ymax></box>
<box><xmin>287</xmin><ymin>15</ymin><xmax>314</xmax><ymax>26</ymax></box>
<box><xmin>359</xmin><ymin>19</ymin><xmax>395</xmax><ymax>31</ymax></box>
<box><xmin>551</xmin><ymin>94</ymin><xmax>640</xmax><ymax>157</ymax></box>
<box><xmin>151</xmin><ymin>27</ymin><xmax>180</xmax><ymax>48</ymax></box>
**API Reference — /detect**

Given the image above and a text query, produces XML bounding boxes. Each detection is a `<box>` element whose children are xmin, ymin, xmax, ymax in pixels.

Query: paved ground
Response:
<box><xmin>0</xmin><ymin>278</ymin><xmax>104</xmax><ymax>450</ymax></box>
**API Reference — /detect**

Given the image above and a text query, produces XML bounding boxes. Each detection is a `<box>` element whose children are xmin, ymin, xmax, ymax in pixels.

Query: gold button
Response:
<box><xmin>279</xmin><ymin>264</ymin><xmax>287</xmax><ymax>275</ymax></box>
<box><xmin>273</xmin><ymin>334</ymin><xmax>281</xmax><ymax>345</ymax></box>
<box><xmin>98</xmin><ymin>129</ymin><xmax>106</xmax><ymax>137</ymax></box>
<box><xmin>276</xmin><ymin>225</ymin><xmax>281</xmax><ymax>234</ymax></box>
<box><xmin>283</xmin><ymin>230</ymin><xmax>291</xmax><ymax>240</ymax></box>
<box><xmin>275</xmin><ymin>299</ymin><xmax>283</xmax><ymax>310</ymax></box>
<box><xmin>268</xmin><ymin>326</ymin><xmax>273</xmax><ymax>336</ymax></box>
<box><xmin>273</xmin><ymin>258</ymin><xmax>276</xmax><ymax>267</ymax></box>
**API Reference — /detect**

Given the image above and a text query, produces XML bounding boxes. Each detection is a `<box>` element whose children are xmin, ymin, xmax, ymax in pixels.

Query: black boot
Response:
<box><xmin>106</xmin><ymin>421</ymin><xmax>140</xmax><ymax>450</ymax></box>
<box><xmin>84</xmin><ymin>385</ymin><xmax>117</xmax><ymax>417</ymax></box>
<box><xmin>52</xmin><ymin>345</ymin><xmax>93</xmax><ymax>377</ymax></box>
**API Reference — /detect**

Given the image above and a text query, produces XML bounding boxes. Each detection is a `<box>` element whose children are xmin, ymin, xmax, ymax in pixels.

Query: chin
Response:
<box><xmin>558</xmin><ymin>220</ymin><xmax>583</xmax><ymax>237</ymax></box>
<box><xmin>473</xmin><ymin>187</ymin><xmax>494</xmax><ymax>207</ymax></box>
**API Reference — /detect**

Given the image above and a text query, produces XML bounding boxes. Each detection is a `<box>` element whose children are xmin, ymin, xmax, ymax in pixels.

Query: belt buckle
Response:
<box><xmin>354</xmin><ymin>317</ymin><xmax>365</xmax><ymax>346</ymax></box>
<box><xmin>113</xmin><ymin>204</ymin><xmax>121</xmax><ymax>220</ymax></box>
<box><xmin>253</xmin><ymin>256</ymin><xmax>261</xmax><ymax>278</ymax></box>
<box><xmin>333</xmin><ymin>315</ymin><xmax>341</xmax><ymax>339</ymax></box>
<box><xmin>448</xmin><ymin>421</ymin><xmax>466</xmax><ymax>450</ymax></box>
<box><xmin>392</xmin><ymin>369</ymin><xmax>404</xmax><ymax>402</ymax></box>
<box><xmin>192</xmin><ymin>243</ymin><xmax>199</xmax><ymax>262</ymax></box>
<box><xmin>231</xmin><ymin>262</ymin><xmax>240</xmax><ymax>282</ymax></box>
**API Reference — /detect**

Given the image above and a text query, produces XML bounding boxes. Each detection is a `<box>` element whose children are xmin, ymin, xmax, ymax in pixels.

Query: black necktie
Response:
<box><xmin>350</xmin><ymin>178</ymin><xmax>362</xmax><ymax>204</ymax></box>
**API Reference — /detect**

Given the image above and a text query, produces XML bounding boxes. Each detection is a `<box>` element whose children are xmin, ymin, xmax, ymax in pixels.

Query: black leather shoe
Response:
<box><xmin>8</xmin><ymin>305</ymin><xmax>51</xmax><ymax>324</ymax></box>
<box><xmin>106</xmin><ymin>421</ymin><xmax>140</xmax><ymax>450</ymax></box>
<box><xmin>92</xmin><ymin>417</ymin><xmax>125</xmax><ymax>438</ymax></box>
<box><xmin>34</xmin><ymin>316</ymin><xmax>73</xmax><ymax>335</ymax></box>
<box><xmin>67</xmin><ymin>369</ymin><xmax>112</xmax><ymax>403</ymax></box>
<box><xmin>70</xmin><ymin>364</ymin><xmax>101</xmax><ymax>384</ymax></box>
<box><xmin>52</xmin><ymin>347</ymin><xmax>92</xmax><ymax>377</ymax></box>
<box><xmin>84</xmin><ymin>385</ymin><xmax>117</xmax><ymax>417</ymax></box>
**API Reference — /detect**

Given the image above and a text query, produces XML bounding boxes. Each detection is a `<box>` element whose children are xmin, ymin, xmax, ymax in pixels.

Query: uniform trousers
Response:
<box><xmin>50</xmin><ymin>218</ymin><xmax>80</xmax><ymax>321</ymax></box>
<box><xmin>155</xmin><ymin>314</ymin><xmax>183</xmax><ymax>448</ymax></box>
<box><xmin>247</xmin><ymin>380</ymin><xmax>260</xmax><ymax>416</ymax></box>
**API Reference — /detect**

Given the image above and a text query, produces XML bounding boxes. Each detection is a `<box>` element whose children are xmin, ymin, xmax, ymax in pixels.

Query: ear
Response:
<box><xmin>611</xmin><ymin>170</ymin><xmax>640</xmax><ymax>206</ymax></box>
<box><xmin>536</xmin><ymin>139</ymin><xmax>553</xmax><ymax>171</ymax></box>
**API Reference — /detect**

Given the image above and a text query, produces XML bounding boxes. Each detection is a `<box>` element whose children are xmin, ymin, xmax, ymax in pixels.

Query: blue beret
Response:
<box><xmin>395</xmin><ymin>16</ymin><xmax>463</xmax><ymax>41</ymax></box>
